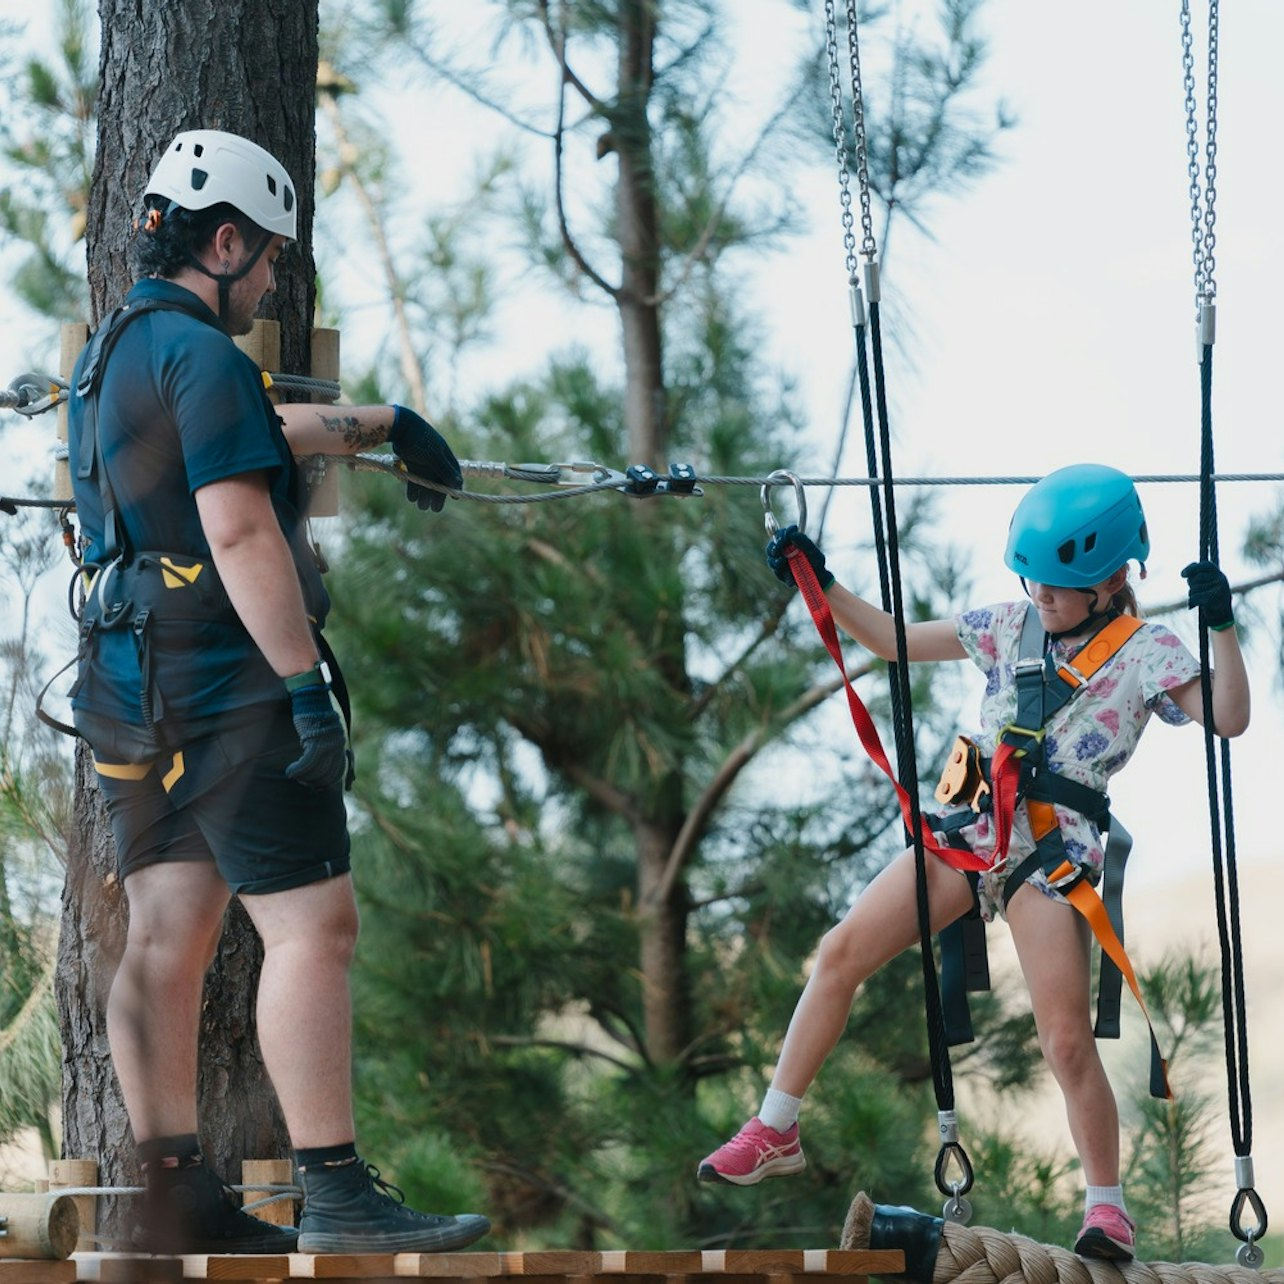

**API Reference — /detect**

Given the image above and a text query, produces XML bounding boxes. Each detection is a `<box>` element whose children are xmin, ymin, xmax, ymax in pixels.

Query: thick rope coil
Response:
<box><xmin>842</xmin><ymin>1191</ymin><xmax>1283</xmax><ymax>1284</ymax></box>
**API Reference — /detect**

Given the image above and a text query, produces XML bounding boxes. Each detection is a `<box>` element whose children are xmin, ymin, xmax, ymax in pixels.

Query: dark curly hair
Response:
<box><xmin>130</xmin><ymin>198</ymin><xmax>265</xmax><ymax>279</ymax></box>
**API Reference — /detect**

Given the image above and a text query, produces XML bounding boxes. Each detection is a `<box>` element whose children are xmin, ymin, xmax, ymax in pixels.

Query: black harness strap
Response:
<box><xmin>76</xmin><ymin>295</ymin><xmax>220</xmax><ymax>562</ymax></box>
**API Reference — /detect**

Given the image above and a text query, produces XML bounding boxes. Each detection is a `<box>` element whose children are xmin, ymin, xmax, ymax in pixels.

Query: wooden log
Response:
<box><xmin>0</xmin><ymin>1193</ymin><xmax>79</xmax><ymax>1260</ymax></box>
<box><xmin>240</xmin><ymin>1160</ymin><xmax>296</xmax><ymax>1228</ymax></box>
<box><xmin>47</xmin><ymin>1160</ymin><xmax>97</xmax><ymax>1255</ymax></box>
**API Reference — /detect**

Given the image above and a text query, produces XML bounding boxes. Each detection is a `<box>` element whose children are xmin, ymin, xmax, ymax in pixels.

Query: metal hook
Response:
<box><xmin>761</xmin><ymin>469</ymin><xmax>807</xmax><ymax>537</ymax></box>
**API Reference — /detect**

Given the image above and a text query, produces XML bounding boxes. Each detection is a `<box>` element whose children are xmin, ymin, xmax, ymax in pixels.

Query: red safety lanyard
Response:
<box><xmin>785</xmin><ymin>546</ymin><xmax>992</xmax><ymax>874</ymax></box>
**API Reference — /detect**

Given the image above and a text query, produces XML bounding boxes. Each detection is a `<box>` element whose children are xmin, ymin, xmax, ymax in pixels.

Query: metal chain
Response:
<box><xmin>823</xmin><ymin>0</ymin><xmax>858</xmax><ymax>280</ymax></box>
<box><xmin>843</xmin><ymin>0</ymin><xmax>877</xmax><ymax>259</ymax></box>
<box><xmin>1180</xmin><ymin>0</ymin><xmax>1219</xmax><ymax>316</ymax></box>
<box><xmin>1202</xmin><ymin>0</ymin><xmax>1220</xmax><ymax>299</ymax></box>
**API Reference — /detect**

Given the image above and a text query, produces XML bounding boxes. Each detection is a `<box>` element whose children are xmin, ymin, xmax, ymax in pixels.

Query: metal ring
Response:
<box><xmin>761</xmin><ymin>469</ymin><xmax>807</xmax><ymax>537</ymax></box>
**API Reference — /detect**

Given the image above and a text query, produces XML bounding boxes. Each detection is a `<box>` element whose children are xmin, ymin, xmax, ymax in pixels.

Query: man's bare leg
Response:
<box><xmin>239</xmin><ymin>873</ymin><xmax>360</xmax><ymax>1146</ymax></box>
<box><xmin>107</xmin><ymin>861</ymin><xmax>230</xmax><ymax>1139</ymax></box>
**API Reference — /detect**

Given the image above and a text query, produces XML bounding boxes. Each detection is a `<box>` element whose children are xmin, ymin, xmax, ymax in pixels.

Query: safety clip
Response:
<box><xmin>8</xmin><ymin>371</ymin><xmax>70</xmax><ymax>418</ymax></box>
<box><xmin>999</xmin><ymin>720</ymin><xmax>1045</xmax><ymax>757</ymax></box>
<box><xmin>761</xmin><ymin>469</ymin><xmax>807</xmax><ymax>536</ymax></box>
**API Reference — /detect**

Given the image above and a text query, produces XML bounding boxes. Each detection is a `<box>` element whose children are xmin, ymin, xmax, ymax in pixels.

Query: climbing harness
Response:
<box><xmin>932</xmin><ymin>602</ymin><xmax>1171</xmax><ymax>1101</ymax></box>
<box><xmin>38</xmin><ymin>296</ymin><xmax>355</xmax><ymax>782</ymax></box>
<box><xmin>820</xmin><ymin>0</ymin><xmax>974</xmax><ymax>1221</ymax></box>
<box><xmin>1180</xmin><ymin>0</ymin><xmax>1266</xmax><ymax>1264</ymax></box>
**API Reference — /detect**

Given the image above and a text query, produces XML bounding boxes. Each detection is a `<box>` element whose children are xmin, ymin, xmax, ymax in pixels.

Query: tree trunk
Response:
<box><xmin>611</xmin><ymin>1</ymin><xmax>693</xmax><ymax>1067</ymax></box>
<box><xmin>57</xmin><ymin>0</ymin><xmax>319</xmax><ymax>1235</ymax></box>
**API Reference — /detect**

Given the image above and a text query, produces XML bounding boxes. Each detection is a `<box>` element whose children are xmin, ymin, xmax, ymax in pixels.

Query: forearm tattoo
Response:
<box><xmin>318</xmin><ymin>412</ymin><xmax>386</xmax><ymax>449</ymax></box>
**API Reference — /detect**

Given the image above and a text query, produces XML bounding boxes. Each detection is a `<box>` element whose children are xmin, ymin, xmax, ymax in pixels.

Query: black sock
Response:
<box><xmin>138</xmin><ymin>1132</ymin><xmax>202</xmax><ymax>1174</ymax></box>
<box><xmin>295</xmin><ymin>1141</ymin><xmax>358</xmax><ymax>1172</ymax></box>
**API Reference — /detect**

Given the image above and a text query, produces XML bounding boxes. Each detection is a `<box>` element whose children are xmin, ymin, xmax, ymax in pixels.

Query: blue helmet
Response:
<box><xmin>1004</xmin><ymin>463</ymin><xmax>1149</xmax><ymax>588</ymax></box>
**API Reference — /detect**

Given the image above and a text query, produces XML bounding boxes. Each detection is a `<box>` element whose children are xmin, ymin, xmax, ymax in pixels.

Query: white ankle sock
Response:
<box><xmin>1085</xmin><ymin>1184</ymin><xmax>1127</xmax><ymax>1213</ymax></box>
<box><xmin>758</xmin><ymin>1087</ymin><xmax>803</xmax><ymax>1134</ymax></box>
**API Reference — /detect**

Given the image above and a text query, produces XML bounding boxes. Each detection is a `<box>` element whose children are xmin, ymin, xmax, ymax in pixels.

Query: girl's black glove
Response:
<box><xmin>765</xmin><ymin>525</ymin><xmax>834</xmax><ymax>590</ymax></box>
<box><xmin>1182</xmin><ymin>560</ymin><xmax>1234</xmax><ymax>631</ymax></box>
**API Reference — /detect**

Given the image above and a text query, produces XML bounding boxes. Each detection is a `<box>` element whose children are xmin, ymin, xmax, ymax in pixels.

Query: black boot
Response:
<box><xmin>297</xmin><ymin>1156</ymin><xmax>490</xmax><ymax>1253</ymax></box>
<box><xmin>134</xmin><ymin>1154</ymin><xmax>299</xmax><ymax>1254</ymax></box>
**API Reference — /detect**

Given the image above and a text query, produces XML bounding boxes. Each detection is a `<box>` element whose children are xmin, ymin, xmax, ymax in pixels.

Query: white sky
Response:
<box><xmin>2</xmin><ymin>0</ymin><xmax>1282</xmax><ymax>1221</ymax></box>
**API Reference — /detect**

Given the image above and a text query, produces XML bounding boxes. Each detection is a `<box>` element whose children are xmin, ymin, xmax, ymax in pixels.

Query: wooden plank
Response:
<box><xmin>285</xmin><ymin>1254</ymin><xmax>399</xmax><ymax>1279</ymax></box>
<box><xmin>805</xmin><ymin>1253</ymin><xmax>904</xmax><ymax>1276</ymax></box>
<box><xmin>499</xmin><ymin>1256</ymin><xmax>600</xmax><ymax>1277</ymax></box>
<box><xmin>391</xmin><ymin>1254</ymin><xmax>506</xmax><ymax>1278</ymax></box>
<box><xmin>597</xmin><ymin>1255</ymin><xmax>703</xmax><ymax>1275</ymax></box>
<box><xmin>0</xmin><ymin>1262</ymin><xmax>76</xmax><ymax>1284</ymax></box>
<box><xmin>177</xmin><ymin>1253</ymin><xmax>293</xmax><ymax>1279</ymax></box>
<box><xmin>71</xmin><ymin>1253</ymin><xmax>182</xmax><ymax>1282</ymax></box>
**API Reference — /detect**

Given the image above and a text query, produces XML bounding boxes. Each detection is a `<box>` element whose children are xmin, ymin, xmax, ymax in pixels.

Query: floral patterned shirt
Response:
<box><xmin>938</xmin><ymin>600</ymin><xmax>1201</xmax><ymax>917</ymax></box>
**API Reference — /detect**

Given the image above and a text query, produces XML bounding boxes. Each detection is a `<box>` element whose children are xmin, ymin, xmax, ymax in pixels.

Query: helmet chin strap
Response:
<box><xmin>1019</xmin><ymin>578</ymin><xmax>1116</xmax><ymax>640</ymax></box>
<box><xmin>185</xmin><ymin>230</ymin><xmax>273</xmax><ymax>327</ymax></box>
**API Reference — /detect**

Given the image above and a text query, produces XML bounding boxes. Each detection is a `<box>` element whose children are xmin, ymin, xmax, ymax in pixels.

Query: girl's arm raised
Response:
<box><xmin>825</xmin><ymin>580</ymin><xmax>967</xmax><ymax>663</ymax></box>
<box><xmin>1169</xmin><ymin>627</ymin><xmax>1251</xmax><ymax>737</ymax></box>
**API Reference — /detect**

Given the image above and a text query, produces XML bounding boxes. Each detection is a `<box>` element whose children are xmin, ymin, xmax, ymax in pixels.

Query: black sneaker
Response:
<box><xmin>133</xmin><ymin>1156</ymin><xmax>299</xmax><ymax>1255</ymax></box>
<box><xmin>297</xmin><ymin>1157</ymin><xmax>490</xmax><ymax>1253</ymax></box>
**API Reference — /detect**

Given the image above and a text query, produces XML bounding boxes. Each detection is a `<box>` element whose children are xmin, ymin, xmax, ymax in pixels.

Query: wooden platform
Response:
<box><xmin>0</xmin><ymin>1248</ymin><xmax>905</xmax><ymax>1284</ymax></box>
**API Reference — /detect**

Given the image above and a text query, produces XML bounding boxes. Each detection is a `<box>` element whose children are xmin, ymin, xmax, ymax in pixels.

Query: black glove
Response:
<box><xmin>285</xmin><ymin>680</ymin><xmax>349</xmax><ymax>789</ymax></box>
<box><xmin>1182</xmin><ymin>560</ymin><xmax>1235</xmax><ymax>631</ymax></box>
<box><xmin>765</xmin><ymin>524</ymin><xmax>834</xmax><ymax>590</ymax></box>
<box><xmin>388</xmin><ymin>405</ymin><xmax>462</xmax><ymax>512</ymax></box>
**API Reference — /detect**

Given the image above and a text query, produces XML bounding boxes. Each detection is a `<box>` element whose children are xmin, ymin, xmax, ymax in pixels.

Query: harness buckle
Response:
<box><xmin>1044</xmin><ymin>858</ymin><xmax>1087</xmax><ymax>894</ymax></box>
<box><xmin>999</xmin><ymin>720</ymin><xmax>1045</xmax><ymax>757</ymax></box>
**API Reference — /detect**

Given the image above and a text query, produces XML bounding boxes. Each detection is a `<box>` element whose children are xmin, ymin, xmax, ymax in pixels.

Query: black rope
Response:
<box><xmin>864</xmin><ymin>294</ymin><xmax>957</xmax><ymax>1119</ymax></box>
<box><xmin>1195</xmin><ymin>340</ymin><xmax>1263</xmax><ymax>1245</ymax></box>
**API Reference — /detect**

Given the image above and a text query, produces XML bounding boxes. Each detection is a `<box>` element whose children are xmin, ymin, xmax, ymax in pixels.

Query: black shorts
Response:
<box><xmin>93</xmin><ymin>706</ymin><xmax>351</xmax><ymax>895</ymax></box>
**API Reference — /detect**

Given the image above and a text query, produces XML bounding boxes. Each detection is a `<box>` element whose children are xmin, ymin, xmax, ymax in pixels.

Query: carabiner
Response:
<box><xmin>761</xmin><ymin>469</ymin><xmax>807</xmax><ymax>537</ymax></box>
<box><xmin>8</xmin><ymin>371</ymin><xmax>70</xmax><ymax>417</ymax></box>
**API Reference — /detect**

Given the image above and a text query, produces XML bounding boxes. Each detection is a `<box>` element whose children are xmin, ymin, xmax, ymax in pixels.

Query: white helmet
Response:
<box><xmin>145</xmin><ymin>129</ymin><xmax>297</xmax><ymax>239</ymax></box>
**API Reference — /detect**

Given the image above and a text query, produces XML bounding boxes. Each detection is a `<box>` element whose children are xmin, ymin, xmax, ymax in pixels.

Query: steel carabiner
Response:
<box><xmin>761</xmin><ymin>469</ymin><xmax>807</xmax><ymax>537</ymax></box>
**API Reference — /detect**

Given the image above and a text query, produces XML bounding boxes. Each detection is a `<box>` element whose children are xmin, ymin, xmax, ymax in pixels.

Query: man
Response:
<box><xmin>67</xmin><ymin>129</ymin><xmax>490</xmax><ymax>1255</ymax></box>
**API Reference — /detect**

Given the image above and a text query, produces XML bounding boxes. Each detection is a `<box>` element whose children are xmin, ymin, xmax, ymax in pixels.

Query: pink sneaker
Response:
<box><xmin>1074</xmin><ymin>1204</ymin><xmax>1136</xmax><ymax>1262</ymax></box>
<box><xmin>697</xmin><ymin>1118</ymin><xmax>806</xmax><ymax>1187</ymax></box>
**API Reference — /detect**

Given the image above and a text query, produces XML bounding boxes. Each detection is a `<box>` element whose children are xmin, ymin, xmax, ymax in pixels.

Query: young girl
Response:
<box><xmin>697</xmin><ymin>463</ymin><xmax>1250</xmax><ymax>1262</ymax></box>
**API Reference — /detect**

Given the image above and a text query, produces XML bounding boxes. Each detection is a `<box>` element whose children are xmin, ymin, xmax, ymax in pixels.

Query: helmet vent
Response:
<box><xmin>190</xmin><ymin>168</ymin><xmax>209</xmax><ymax>191</ymax></box>
<box><xmin>1057</xmin><ymin>539</ymin><xmax>1075</xmax><ymax>565</ymax></box>
<box><xmin>284</xmin><ymin>187</ymin><xmax>294</xmax><ymax>212</ymax></box>
<box><xmin>192</xmin><ymin>143</ymin><xmax>203</xmax><ymax>157</ymax></box>
<box><xmin>1083</xmin><ymin>532</ymin><xmax>1097</xmax><ymax>553</ymax></box>
<box><xmin>267</xmin><ymin>175</ymin><xmax>277</xmax><ymax>196</ymax></box>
